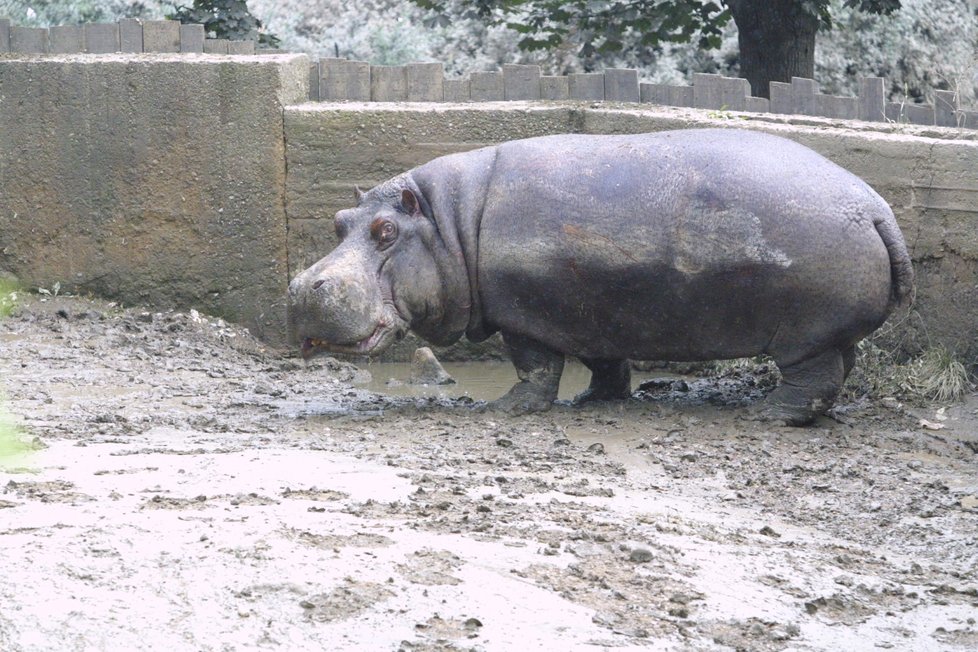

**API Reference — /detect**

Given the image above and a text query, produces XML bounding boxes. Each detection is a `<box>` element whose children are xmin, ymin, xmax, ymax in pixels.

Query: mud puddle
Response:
<box><xmin>2</xmin><ymin>295</ymin><xmax>977</xmax><ymax>651</ymax></box>
<box><xmin>359</xmin><ymin>360</ymin><xmax>678</xmax><ymax>402</ymax></box>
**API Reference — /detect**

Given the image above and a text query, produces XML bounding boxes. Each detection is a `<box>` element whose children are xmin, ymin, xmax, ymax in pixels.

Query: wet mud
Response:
<box><xmin>1</xmin><ymin>295</ymin><xmax>976</xmax><ymax>651</ymax></box>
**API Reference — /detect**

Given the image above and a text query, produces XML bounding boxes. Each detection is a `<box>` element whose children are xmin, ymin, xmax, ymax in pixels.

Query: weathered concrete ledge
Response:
<box><xmin>287</xmin><ymin>102</ymin><xmax>978</xmax><ymax>360</ymax></box>
<box><xmin>0</xmin><ymin>53</ymin><xmax>309</xmax><ymax>343</ymax></box>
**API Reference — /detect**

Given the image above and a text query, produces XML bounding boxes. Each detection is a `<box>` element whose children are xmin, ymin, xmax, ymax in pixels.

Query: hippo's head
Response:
<box><xmin>288</xmin><ymin>181</ymin><xmax>470</xmax><ymax>358</ymax></box>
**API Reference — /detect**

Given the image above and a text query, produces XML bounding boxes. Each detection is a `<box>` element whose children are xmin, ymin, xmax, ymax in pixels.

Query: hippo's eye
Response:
<box><xmin>370</xmin><ymin>218</ymin><xmax>398</xmax><ymax>247</ymax></box>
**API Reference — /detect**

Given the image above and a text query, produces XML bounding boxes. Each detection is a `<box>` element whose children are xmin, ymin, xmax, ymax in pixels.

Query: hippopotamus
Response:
<box><xmin>288</xmin><ymin>129</ymin><xmax>914</xmax><ymax>425</ymax></box>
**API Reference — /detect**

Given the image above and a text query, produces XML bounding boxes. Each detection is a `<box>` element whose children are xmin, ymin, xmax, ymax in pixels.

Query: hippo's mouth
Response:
<box><xmin>300</xmin><ymin>321</ymin><xmax>407</xmax><ymax>358</ymax></box>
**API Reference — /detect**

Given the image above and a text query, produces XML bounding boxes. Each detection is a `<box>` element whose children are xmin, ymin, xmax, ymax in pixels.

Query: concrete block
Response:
<box><xmin>0</xmin><ymin>18</ymin><xmax>9</xmax><ymax>53</ymax></box>
<box><xmin>503</xmin><ymin>64</ymin><xmax>541</xmax><ymax>100</ymax></box>
<box><xmin>9</xmin><ymin>27</ymin><xmax>48</xmax><ymax>54</ymax></box>
<box><xmin>406</xmin><ymin>62</ymin><xmax>444</xmax><ymax>101</ymax></box>
<box><xmin>692</xmin><ymin>73</ymin><xmax>722</xmax><ymax>109</ymax></box>
<box><xmin>203</xmin><ymin>39</ymin><xmax>229</xmax><ymax>54</ymax></box>
<box><xmin>143</xmin><ymin>20</ymin><xmax>180</xmax><ymax>53</ymax></box>
<box><xmin>540</xmin><ymin>76</ymin><xmax>569</xmax><ymax>100</ymax></box>
<box><xmin>791</xmin><ymin>77</ymin><xmax>817</xmax><ymax>115</ymax></box>
<box><xmin>227</xmin><ymin>40</ymin><xmax>256</xmax><ymax>55</ymax></box>
<box><xmin>905</xmin><ymin>103</ymin><xmax>935</xmax><ymax>125</ymax></box>
<box><xmin>817</xmin><ymin>94</ymin><xmax>858</xmax><ymax>120</ymax></box>
<box><xmin>371</xmin><ymin>66</ymin><xmax>408</xmax><ymax>102</ymax></box>
<box><xmin>308</xmin><ymin>62</ymin><xmax>320</xmax><ymax>100</ymax></box>
<box><xmin>719</xmin><ymin>76</ymin><xmax>749</xmax><ymax>111</ymax></box>
<box><xmin>0</xmin><ymin>53</ymin><xmax>311</xmax><ymax>344</ymax></box>
<box><xmin>858</xmin><ymin>76</ymin><xmax>885</xmax><ymax>122</ymax></box>
<box><xmin>470</xmin><ymin>71</ymin><xmax>503</xmax><ymax>101</ymax></box>
<box><xmin>934</xmin><ymin>90</ymin><xmax>957</xmax><ymax>127</ymax></box>
<box><xmin>769</xmin><ymin>81</ymin><xmax>791</xmax><ymax>114</ymax></box>
<box><xmin>640</xmin><ymin>83</ymin><xmax>667</xmax><ymax>104</ymax></box>
<box><xmin>885</xmin><ymin>102</ymin><xmax>902</xmax><ymax>123</ymax></box>
<box><xmin>604</xmin><ymin>68</ymin><xmax>639</xmax><ymax>103</ymax></box>
<box><xmin>119</xmin><ymin>19</ymin><xmax>143</xmax><ymax>53</ymax></box>
<box><xmin>320</xmin><ymin>58</ymin><xmax>370</xmax><ymax>101</ymax></box>
<box><xmin>666</xmin><ymin>85</ymin><xmax>693</xmax><ymax>107</ymax></box>
<box><xmin>443</xmin><ymin>78</ymin><xmax>470</xmax><ymax>102</ymax></box>
<box><xmin>745</xmin><ymin>96</ymin><xmax>769</xmax><ymax>113</ymax></box>
<box><xmin>49</xmin><ymin>25</ymin><xmax>84</xmax><ymax>54</ymax></box>
<box><xmin>179</xmin><ymin>23</ymin><xmax>205</xmax><ymax>53</ymax></box>
<box><xmin>84</xmin><ymin>23</ymin><xmax>120</xmax><ymax>54</ymax></box>
<box><xmin>568</xmin><ymin>73</ymin><xmax>604</xmax><ymax>101</ymax></box>
<box><xmin>959</xmin><ymin>110</ymin><xmax>978</xmax><ymax>130</ymax></box>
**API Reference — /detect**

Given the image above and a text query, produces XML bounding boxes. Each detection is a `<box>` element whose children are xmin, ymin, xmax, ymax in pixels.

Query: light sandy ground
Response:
<box><xmin>1</xmin><ymin>295</ymin><xmax>976</xmax><ymax>651</ymax></box>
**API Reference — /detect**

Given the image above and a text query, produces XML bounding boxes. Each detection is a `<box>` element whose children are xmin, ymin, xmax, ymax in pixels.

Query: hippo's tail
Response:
<box><xmin>874</xmin><ymin>210</ymin><xmax>915</xmax><ymax>311</ymax></box>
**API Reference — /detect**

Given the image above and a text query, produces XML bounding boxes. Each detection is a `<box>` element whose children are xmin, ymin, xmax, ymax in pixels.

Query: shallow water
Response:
<box><xmin>358</xmin><ymin>360</ymin><xmax>670</xmax><ymax>402</ymax></box>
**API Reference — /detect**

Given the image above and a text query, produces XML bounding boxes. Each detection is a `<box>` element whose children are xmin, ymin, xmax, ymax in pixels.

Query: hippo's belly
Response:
<box><xmin>480</xmin><ymin>243</ymin><xmax>793</xmax><ymax>361</ymax></box>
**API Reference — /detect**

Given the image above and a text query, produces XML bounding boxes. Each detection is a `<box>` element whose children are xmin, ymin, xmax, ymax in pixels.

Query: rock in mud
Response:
<box><xmin>409</xmin><ymin>347</ymin><xmax>455</xmax><ymax>385</ymax></box>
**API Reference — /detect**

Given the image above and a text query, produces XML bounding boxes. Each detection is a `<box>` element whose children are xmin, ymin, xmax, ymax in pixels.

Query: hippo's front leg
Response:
<box><xmin>491</xmin><ymin>331</ymin><xmax>564</xmax><ymax>415</ymax></box>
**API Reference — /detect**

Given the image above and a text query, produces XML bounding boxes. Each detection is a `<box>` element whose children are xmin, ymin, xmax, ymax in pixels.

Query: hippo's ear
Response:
<box><xmin>400</xmin><ymin>188</ymin><xmax>423</xmax><ymax>217</ymax></box>
<box><xmin>354</xmin><ymin>185</ymin><xmax>365</xmax><ymax>204</ymax></box>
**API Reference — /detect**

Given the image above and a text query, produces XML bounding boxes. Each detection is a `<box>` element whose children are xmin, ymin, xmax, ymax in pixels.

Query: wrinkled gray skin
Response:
<box><xmin>288</xmin><ymin>129</ymin><xmax>914</xmax><ymax>425</ymax></box>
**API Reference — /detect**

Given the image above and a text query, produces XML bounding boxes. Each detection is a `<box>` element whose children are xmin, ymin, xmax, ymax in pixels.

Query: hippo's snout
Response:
<box><xmin>287</xmin><ymin>246</ymin><xmax>406</xmax><ymax>356</ymax></box>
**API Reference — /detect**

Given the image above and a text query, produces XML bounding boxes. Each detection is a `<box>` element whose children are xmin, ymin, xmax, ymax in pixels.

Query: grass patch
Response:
<box><xmin>0</xmin><ymin>409</ymin><xmax>30</xmax><ymax>467</ymax></box>
<box><xmin>845</xmin><ymin>340</ymin><xmax>972</xmax><ymax>404</ymax></box>
<box><xmin>0</xmin><ymin>277</ymin><xmax>18</xmax><ymax>318</ymax></box>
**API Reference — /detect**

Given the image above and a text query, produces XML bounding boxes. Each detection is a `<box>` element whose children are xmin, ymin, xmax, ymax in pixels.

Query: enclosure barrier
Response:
<box><xmin>0</xmin><ymin>16</ymin><xmax>974</xmax><ymax>130</ymax></box>
<box><xmin>0</xmin><ymin>17</ymin><xmax>262</xmax><ymax>55</ymax></box>
<box><xmin>310</xmin><ymin>59</ymin><xmax>978</xmax><ymax>130</ymax></box>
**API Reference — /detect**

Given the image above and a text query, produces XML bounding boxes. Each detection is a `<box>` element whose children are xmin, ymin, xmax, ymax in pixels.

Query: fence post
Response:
<box><xmin>49</xmin><ymin>25</ymin><xmax>84</xmax><ymax>54</ymax></box>
<box><xmin>371</xmin><ymin>66</ymin><xmax>408</xmax><ymax>102</ymax></box>
<box><xmin>470</xmin><ymin>71</ymin><xmax>504</xmax><ymax>101</ymax></box>
<box><xmin>444</xmin><ymin>78</ymin><xmax>471</xmax><ymax>102</ymax></box>
<box><xmin>406</xmin><ymin>62</ymin><xmax>444</xmax><ymax>101</ymax></box>
<box><xmin>568</xmin><ymin>73</ymin><xmax>604</xmax><ymax>101</ymax></box>
<box><xmin>119</xmin><ymin>19</ymin><xmax>143</xmax><ymax>53</ymax></box>
<box><xmin>604</xmin><ymin>69</ymin><xmax>639</xmax><ymax>102</ymax></box>
<box><xmin>84</xmin><ymin>23</ymin><xmax>120</xmax><ymax>54</ymax></box>
<box><xmin>857</xmin><ymin>77</ymin><xmax>886</xmax><ymax>122</ymax></box>
<box><xmin>541</xmin><ymin>76</ymin><xmax>569</xmax><ymax>100</ymax></box>
<box><xmin>503</xmin><ymin>64</ymin><xmax>541</xmax><ymax>100</ymax></box>
<box><xmin>179</xmin><ymin>24</ymin><xmax>205</xmax><ymax>53</ymax></box>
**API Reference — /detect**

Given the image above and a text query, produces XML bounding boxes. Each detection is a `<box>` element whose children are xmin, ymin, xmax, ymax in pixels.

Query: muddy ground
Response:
<box><xmin>1</xmin><ymin>295</ymin><xmax>976</xmax><ymax>651</ymax></box>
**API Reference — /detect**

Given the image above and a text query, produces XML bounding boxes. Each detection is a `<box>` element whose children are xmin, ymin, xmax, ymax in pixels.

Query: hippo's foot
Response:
<box><xmin>749</xmin><ymin>348</ymin><xmax>845</xmax><ymax>427</ymax></box>
<box><xmin>573</xmin><ymin>358</ymin><xmax>632</xmax><ymax>405</ymax></box>
<box><xmin>493</xmin><ymin>331</ymin><xmax>564</xmax><ymax>416</ymax></box>
<box><xmin>490</xmin><ymin>382</ymin><xmax>556</xmax><ymax>415</ymax></box>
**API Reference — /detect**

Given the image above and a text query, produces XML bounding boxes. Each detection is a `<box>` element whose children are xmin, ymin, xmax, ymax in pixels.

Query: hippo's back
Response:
<box><xmin>476</xmin><ymin>129</ymin><xmax>895</xmax><ymax>363</ymax></box>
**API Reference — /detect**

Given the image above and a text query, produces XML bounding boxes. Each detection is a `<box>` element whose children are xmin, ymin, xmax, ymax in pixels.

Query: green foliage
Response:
<box><xmin>410</xmin><ymin>1</ymin><xmax>902</xmax><ymax>65</ymax></box>
<box><xmin>170</xmin><ymin>0</ymin><xmax>280</xmax><ymax>47</ymax></box>
<box><xmin>0</xmin><ymin>0</ymin><xmax>158</xmax><ymax>25</ymax></box>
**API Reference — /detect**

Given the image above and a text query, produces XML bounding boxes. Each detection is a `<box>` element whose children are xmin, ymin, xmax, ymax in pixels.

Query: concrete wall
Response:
<box><xmin>285</xmin><ymin>102</ymin><xmax>978</xmax><ymax>359</ymax></box>
<box><xmin>0</xmin><ymin>53</ymin><xmax>308</xmax><ymax>343</ymax></box>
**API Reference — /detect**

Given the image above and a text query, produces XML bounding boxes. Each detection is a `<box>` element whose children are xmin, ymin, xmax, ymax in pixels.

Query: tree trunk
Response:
<box><xmin>727</xmin><ymin>0</ymin><xmax>820</xmax><ymax>99</ymax></box>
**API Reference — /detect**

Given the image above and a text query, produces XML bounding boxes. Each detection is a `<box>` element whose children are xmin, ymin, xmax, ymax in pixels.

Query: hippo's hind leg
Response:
<box><xmin>573</xmin><ymin>358</ymin><xmax>632</xmax><ymax>405</ymax></box>
<box><xmin>756</xmin><ymin>348</ymin><xmax>846</xmax><ymax>426</ymax></box>
<box><xmin>491</xmin><ymin>331</ymin><xmax>564</xmax><ymax>415</ymax></box>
